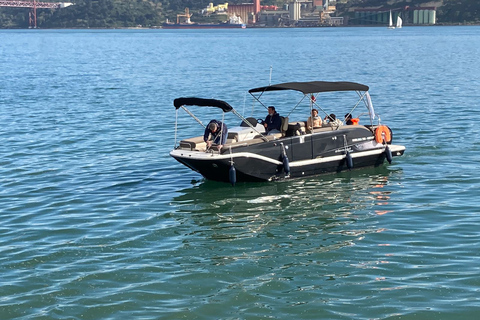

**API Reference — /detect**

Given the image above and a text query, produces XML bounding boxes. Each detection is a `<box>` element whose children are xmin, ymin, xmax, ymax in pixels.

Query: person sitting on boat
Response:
<box><xmin>204</xmin><ymin>120</ymin><xmax>227</xmax><ymax>151</ymax></box>
<box><xmin>323</xmin><ymin>113</ymin><xmax>343</xmax><ymax>127</ymax></box>
<box><xmin>344</xmin><ymin>113</ymin><xmax>359</xmax><ymax>125</ymax></box>
<box><xmin>262</xmin><ymin>106</ymin><xmax>282</xmax><ymax>135</ymax></box>
<box><xmin>307</xmin><ymin>109</ymin><xmax>322</xmax><ymax>131</ymax></box>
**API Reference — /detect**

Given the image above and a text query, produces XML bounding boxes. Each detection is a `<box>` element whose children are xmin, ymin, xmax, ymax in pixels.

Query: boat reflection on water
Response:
<box><xmin>171</xmin><ymin>166</ymin><xmax>402</xmax><ymax>248</ymax></box>
<box><xmin>163</xmin><ymin>168</ymin><xmax>405</xmax><ymax>310</ymax></box>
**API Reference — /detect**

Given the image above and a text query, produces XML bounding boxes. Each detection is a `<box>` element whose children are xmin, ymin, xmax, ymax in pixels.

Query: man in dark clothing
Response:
<box><xmin>263</xmin><ymin>106</ymin><xmax>282</xmax><ymax>135</ymax></box>
<box><xmin>204</xmin><ymin>120</ymin><xmax>228</xmax><ymax>150</ymax></box>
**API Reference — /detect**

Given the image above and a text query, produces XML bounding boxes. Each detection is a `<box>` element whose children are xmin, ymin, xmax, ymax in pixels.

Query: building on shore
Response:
<box><xmin>173</xmin><ymin>1</ymin><xmax>437</xmax><ymax>28</ymax></box>
<box><xmin>227</xmin><ymin>0</ymin><xmax>345</xmax><ymax>27</ymax></box>
<box><xmin>351</xmin><ymin>6</ymin><xmax>436</xmax><ymax>26</ymax></box>
<box><xmin>228</xmin><ymin>0</ymin><xmax>260</xmax><ymax>25</ymax></box>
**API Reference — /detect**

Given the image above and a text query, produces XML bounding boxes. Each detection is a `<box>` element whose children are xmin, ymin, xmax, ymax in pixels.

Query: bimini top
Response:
<box><xmin>248</xmin><ymin>81</ymin><xmax>369</xmax><ymax>94</ymax></box>
<box><xmin>174</xmin><ymin>97</ymin><xmax>233</xmax><ymax>112</ymax></box>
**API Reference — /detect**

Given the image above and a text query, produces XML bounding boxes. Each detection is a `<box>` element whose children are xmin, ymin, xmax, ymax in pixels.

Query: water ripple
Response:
<box><xmin>2</xmin><ymin>27</ymin><xmax>480</xmax><ymax>319</ymax></box>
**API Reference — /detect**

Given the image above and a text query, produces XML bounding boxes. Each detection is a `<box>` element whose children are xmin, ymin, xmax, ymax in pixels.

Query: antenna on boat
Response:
<box><xmin>269</xmin><ymin>66</ymin><xmax>273</xmax><ymax>86</ymax></box>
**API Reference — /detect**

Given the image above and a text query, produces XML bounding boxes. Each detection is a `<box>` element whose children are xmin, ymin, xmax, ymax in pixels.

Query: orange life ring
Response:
<box><xmin>375</xmin><ymin>125</ymin><xmax>392</xmax><ymax>144</ymax></box>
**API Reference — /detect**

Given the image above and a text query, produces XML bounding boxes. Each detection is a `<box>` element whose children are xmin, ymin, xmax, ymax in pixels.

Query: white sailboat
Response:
<box><xmin>388</xmin><ymin>10</ymin><xmax>395</xmax><ymax>29</ymax></box>
<box><xmin>396</xmin><ymin>15</ymin><xmax>403</xmax><ymax>28</ymax></box>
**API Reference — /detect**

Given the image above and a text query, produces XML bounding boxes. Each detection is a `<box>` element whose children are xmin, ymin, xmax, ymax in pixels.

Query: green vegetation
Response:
<box><xmin>0</xmin><ymin>0</ymin><xmax>478</xmax><ymax>28</ymax></box>
<box><xmin>1</xmin><ymin>0</ymin><xmax>166</xmax><ymax>28</ymax></box>
<box><xmin>437</xmin><ymin>0</ymin><xmax>480</xmax><ymax>24</ymax></box>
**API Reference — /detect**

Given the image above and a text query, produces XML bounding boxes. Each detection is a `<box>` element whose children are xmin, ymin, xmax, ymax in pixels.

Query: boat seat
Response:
<box><xmin>180</xmin><ymin>131</ymin><xmax>237</xmax><ymax>150</ymax></box>
<box><xmin>225</xmin><ymin>133</ymin><xmax>283</xmax><ymax>150</ymax></box>
<box><xmin>227</xmin><ymin>132</ymin><xmax>239</xmax><ymax>141</ymax></box>
<box><xmin>287</xmin><ymin>121</ymin><xmax>306</xmax><ymax>136</ymax></box>
<box><xmin>179</xmin><ymin>136</ymin><xmax>207</xmax><ymax>151</ymax></box>
<box><xmin>260</xmin><ymin>116</ymin><xmax>288</xmax><ymax>139</ymax></box>
<box><xmin>270</xmin><ymin>133</ymin><xmax>283</xmax><ymax>139</ymax></box>
<box><xmin>289</xmin><ymin>121</ymin><xmax>306</xmax><ymax>128</ymax></box>
<box><xmin>311</xmin><ymin>126</ymin><xmax>338</xmax><ymax>133</ymax></box>
<box><xmin>281</xmin><ymin>116</ymin><xmax>289</xmax><ymax>136</ymax></box>
<box><xmin>227</xmin><ymin>137</ymin><xmax>266</xmax><ymax>149</ymax></box>
<box><xmin>225</xmin><ymin>138</ymin><xmax>237</xmax><ymax>145</ymax></box>
<box><xmin>240</xmin><ymin>117</ymin><xmax>258</xmax><ymax>127</ymax></box>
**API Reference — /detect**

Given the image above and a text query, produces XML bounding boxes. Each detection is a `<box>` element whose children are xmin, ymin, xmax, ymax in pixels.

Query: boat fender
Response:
<box><xmin>283</xmin><ymin>154</ymin><xmax>290</xmax><ymax>175</ymax></box>
<box><xmin>229</xmin><ymin>164</ymin><xmax>237</xmax><ymax>186</ymax></box>
<box><xmin>346</xmin><ymin>151</ymin><xmax>353</xmax><ymax>170</ymax></box>
<box><xmin>385</xmin><ymin>145</ymin><xmax>393</xmax><ymax>164</ymax></box>
<box><xmin>375</xmin><ymin>125</ymin><xmax>392</xmax><ymax>144</ymax></box>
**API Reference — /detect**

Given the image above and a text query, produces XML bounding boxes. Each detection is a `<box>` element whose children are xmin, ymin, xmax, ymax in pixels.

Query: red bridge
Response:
<box><xmin>0</xmin><ymin>0</ymin><xmax>73</xmax><ymax>27</ymax></box>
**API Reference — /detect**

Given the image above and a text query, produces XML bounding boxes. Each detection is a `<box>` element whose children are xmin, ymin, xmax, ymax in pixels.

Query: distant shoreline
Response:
<box><xmin>1</xmin><ymin>23</ymin><xmax>480</xmax><ymax>30</ymax></box>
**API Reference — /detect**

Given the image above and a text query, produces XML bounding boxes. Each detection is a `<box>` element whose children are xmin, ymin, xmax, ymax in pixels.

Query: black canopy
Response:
<box><xmin>248</xmin><ymin>81</ymin><xmax>369</xmax><ymax>94</ymax></box>
<box><xmin>174</xmin><ymin>97</ymin><xmax>233</xmax><ymax>112</ymax></box>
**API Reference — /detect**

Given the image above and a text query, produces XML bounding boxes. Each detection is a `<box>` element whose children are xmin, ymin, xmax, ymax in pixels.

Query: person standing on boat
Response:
<box><xmin>204</xmin><ymin>120</ymin><xmax>227</xmax><ymax>151</ymax></box>
<box><xmin>262</xmin><ymin>106</ymin><xmax>282</xmax><ymax>135</ymax></box>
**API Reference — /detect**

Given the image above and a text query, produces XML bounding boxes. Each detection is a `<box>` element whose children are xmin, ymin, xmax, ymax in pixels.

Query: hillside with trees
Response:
<box><xmin>0</xmin><ymin>0</ymin><xmax>478</xmax><ymax>28</ymax></box>
<box><xmin>1</xmin><ymin>0</ymin><xmax>166</xmax><ymax>28</ymax></box>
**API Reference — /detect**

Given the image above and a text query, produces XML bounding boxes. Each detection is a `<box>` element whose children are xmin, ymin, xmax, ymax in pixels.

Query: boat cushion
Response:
<box><xmin>179</xmin><ymin>136</ymin><xmax>206</xmax><ymax>150</ymax></box>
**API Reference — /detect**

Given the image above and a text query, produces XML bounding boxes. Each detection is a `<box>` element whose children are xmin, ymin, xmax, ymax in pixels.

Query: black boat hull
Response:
<box><xmin>170</xmin><ymin>126</ymin><xmax>405</xmax><ymax>183</ymax></box>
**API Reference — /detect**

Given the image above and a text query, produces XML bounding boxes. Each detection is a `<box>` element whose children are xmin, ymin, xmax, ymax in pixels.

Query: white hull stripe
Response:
<box><xmin>170</xmin><ymin>145</ymin><xmax>406</xmax><ymax>167</ymax></box>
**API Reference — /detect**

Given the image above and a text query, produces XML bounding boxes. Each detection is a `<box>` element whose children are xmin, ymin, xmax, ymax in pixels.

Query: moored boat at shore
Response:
<box><xmin>162</xmin><ymin>13</ymin><xmax>246</xmax><ymax>29</ymax></box>
<box><xmin>162</xmin><ymin>22</ymin><xmax>246</xmax><ymax>29</ymax></box>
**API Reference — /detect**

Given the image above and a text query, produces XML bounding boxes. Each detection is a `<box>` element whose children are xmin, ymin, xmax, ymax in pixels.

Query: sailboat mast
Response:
<box><xmin>388</xmin><ymin>10</ymin><xmax>395</xmax><ymax>29</ymax></box>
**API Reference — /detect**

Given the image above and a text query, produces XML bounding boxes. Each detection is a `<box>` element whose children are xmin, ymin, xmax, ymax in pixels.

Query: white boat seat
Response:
<box><xmin>179</xmin><ymin>136</ymin><xmax>204</xmax><ymax>150</ymax></box>
<box><xmin>311</xmin><ymin>126</ymin><xmax>336</xmax><ymax>133</ymax></box>
<box><xmin>270</xmin><ymin>133</ymin><xmax>283</xmax><ymax>139</ymax></box>
<box><xmin>228</xmin><ymin>137</ymin><xmax>266</xmax><ymax>148</ymax></box>
<box><xmin>225</xmin><ymin>138</ymin><xmax>237</xmax><ymax>145</ymax></box>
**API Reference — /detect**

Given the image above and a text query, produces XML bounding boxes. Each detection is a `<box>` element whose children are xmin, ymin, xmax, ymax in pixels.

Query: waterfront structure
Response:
<box><xmin>413</xmin><ymin>8</ymin><xmax>436</xmax><ymax>25</ymax></box>
<box><xmin>228</xmin><ymin>0</ymin><xmax>342</xmax><ymax>27</ymax></box>
<box><xmin>163</xmin><ymin>7</ymin><xmax>246</xmax><ymax>29</ymax></box>
<box><xmin>202</xmin><ymin>2</ymin><xmax>229</xmax><ymax>15</ymax></box>
<box><xmin>353</xmin><ymin>6</ymin><xmax>436</xmax><ymax>26</ymax></box>
<box><xmin>228</xmin><ymin>0</ymin><xmax>260</xmax><ymax>24</ymax></box>
<box><xmin>0</xmin><ymin>0</ymin><xmax>72</xmax><ymax>28</ymax></box>
<box><xmin>289</xmin><ymin>1</ymin><xmax>301</xmax><ymax>22</ymax></box>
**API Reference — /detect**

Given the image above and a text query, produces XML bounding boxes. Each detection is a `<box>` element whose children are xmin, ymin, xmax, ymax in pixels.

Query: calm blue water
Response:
<box><xmin>1</xmin><ymin>26</ymin><xmax>480</xmax><ymax>319</ymax></box>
